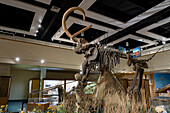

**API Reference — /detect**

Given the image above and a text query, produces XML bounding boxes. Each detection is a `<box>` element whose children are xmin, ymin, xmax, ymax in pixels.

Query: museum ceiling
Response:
<box><xmin>0</xmin><ymin>0</ymin><xmax>170</xmax><ymax>51</ymax></box>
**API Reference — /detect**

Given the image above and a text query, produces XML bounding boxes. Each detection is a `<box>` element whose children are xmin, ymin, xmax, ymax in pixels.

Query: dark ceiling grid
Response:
<box><xmin>100</xmin><ymin>6</ymin><xmax>170</xmax><ymax>44</ymax></box>
<box><xmin>149</xmin><ymin>22</ymin><xmax>170</xmax><ymax>38</ymax></box>
<box><xmin>17</xmin><ymin>0</ymin><xmax>50</xmax><ymax>9</ymax></box>
<box><xmin>71</xmin><ymin>13</ymin><xmax>120</xmax><ymax>30</ymax></box>
<box><xmin>132</xmin><ymin>32</ymin><xmax>156</xmax><ymax>41</ymax></box>
<box><xmin>113</xmin><ymin>38</ymin><xmax>147</xmax><ymax>49</ymax></box>
<box><xmin>0</xmin><ymin>0</ymin><xmax>169</xmax><ymax>51</ymax></box>
<box><xmin>88</xmin><ymin>0</ymin><xmax>165</xmax><ymax>22</ymax></box>
<box><xmin>0</xmin><ymin>3</ymin><xmax>35</xmax><ymax>31</ymax></box>
<box><xmin>37</xmin><ymin>0</ymin><xmax>83</xmax><ymax>42</ymax></box>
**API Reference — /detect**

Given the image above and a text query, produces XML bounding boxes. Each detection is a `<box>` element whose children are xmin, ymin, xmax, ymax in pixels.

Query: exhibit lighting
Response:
<box><xmin>81</xmin><ymin>31</ymin><xmax>84</xmax><ymax>36</ymax></box>
<box><xmin>126</xmin><ymin>42</ymin><xmax>129</xmax><ymax>47</ymax></box>
<box><xmin>38</xmin><ymin>24</ymin><xmax>41</xmax><ymax>28</ymax></box>
<box><xmin>96</xmin><ymin>65</ymin><xmax>98</xmax><ymax>69</ymax></box>
<box><xmin>162</xmin><ymin>41</ymin><xmax>166</xmax><ymax>45</ymax></box>
<box><xmin>41</xmin><ymin>59</ymin><xmax>45</xmax><ymax>64</ymax></box>
<box><xmin>15</xmin><ymin>57</ymin><xmax>20</xmax><ymax>62</ymax></box>
<box><xmin>80</xmin><ymin>71</ymin><xmax>83</xmax><ymax>74</ymax></box>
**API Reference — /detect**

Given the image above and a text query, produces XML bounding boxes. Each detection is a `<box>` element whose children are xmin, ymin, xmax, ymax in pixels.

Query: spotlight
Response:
<box><xmin>80</xmin><ymin>71</ymin><xmax>83</xmax><ymax>74</ymax></box>
<box><xmin>15</xmin><ymin>57</ymin><xmax>20</xmax><ymax>62</ymax></box>
<box><xmin>162</xmin><ymin>41</ymin><xmax>166</xmax><ymax>45</ymax></box>
<box><xmin>97</xmin><ymin>42</ymin><xmax>100</xmax><ymax>45</ymax></box>
<box><xmin>96</xmin><ymin>65</ymin><xmax>98</xmax><ymax>69</ymax></box>
<box><xmin>138</xmin><ymin>39</ymin><xmax>144</xmax><ymax>42</ymax></box>
<box><xmin>36</xmin><ymin>30</ymin><xmax>38</xmax><ymax>33</ymax></box>
<box><xmin>38</xmin><ymin>24</ymin><xmax>41</xmax><ymax>28</ymax></box>
<box><xmin>126</xmin><ymin>42</ymin><xmax>129</xmax><ymax>47</ymax></box>
<box><xmin>41</xmin><ymin>59</ymin><xmax>45</xmax><ymax>64</ymax></box>
<box><xmin>81</xmin><ymin>32</ymin><xmax>84</xmax><ymax>36</ymax></box>
<box><xmin>34</xmin><ymin>34</ymin><xmax>37</xmax><ymax>36</ymax></box>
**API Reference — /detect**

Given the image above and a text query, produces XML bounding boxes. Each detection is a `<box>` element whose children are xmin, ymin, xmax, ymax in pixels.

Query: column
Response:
<box><xmin>39</xmin><ymin>68</ymin><xmax>46</xmax><ymax>98</ymax></box>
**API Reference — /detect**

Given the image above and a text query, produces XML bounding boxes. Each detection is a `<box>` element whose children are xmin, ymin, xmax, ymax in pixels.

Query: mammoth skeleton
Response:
<box><xmin>62</xmin><ymin>7</ymin><xmax>155</xmax><ymax>111</ymax></box>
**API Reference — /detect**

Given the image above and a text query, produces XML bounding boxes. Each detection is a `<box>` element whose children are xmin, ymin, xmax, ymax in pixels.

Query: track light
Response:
<box><xmin>81</xmin><ymin>32</ymin><xmax>84</xmax><ymax>36</ymax></box>
<box><xmin>41</xmin><ymin>59</ymin><xmax>45</xmax><ymax>64</ymax></box>
<box><xmin>162</xmin><ymin>41</ymin><xmax>166</xmax><ymax>45</ymax></box>
<box><xmin>38</xmin><ymin>24</ymin><xmax>41</xmax><ymax>28</ymax></box>
<box><xmin>15</xmin><ymin>57</ymin><xmax>20</xmax><ymax>62</ymax></box>
<box><xmin>80</xmin><ymin>71</ymin><xmax>83</xmax><ymax>74</ymax></box>
<box><xmin>126</xmin><ymin>42</ymin><xmax>129</xmax><ymax>47</ymax></box>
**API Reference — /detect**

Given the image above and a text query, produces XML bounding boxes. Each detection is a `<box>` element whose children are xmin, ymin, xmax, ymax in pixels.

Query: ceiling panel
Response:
<box><xmin>88</xmin><ymin>0</ymin><xmax>164</xmax><ymax>22</ymax></box>
<box><xmin>149</xmin><ymin>22</ymin><xmax>170</xmax><ymax>38</ymax></box>
<box><xmin>113</xmin><ymin>38</ymin><xmax>147</xmax><ymax>49</ymax></box>
<box><xmin>0</xmin><ymin>3</ymin><xmax>35</xmax><ymax>31</ymax></box>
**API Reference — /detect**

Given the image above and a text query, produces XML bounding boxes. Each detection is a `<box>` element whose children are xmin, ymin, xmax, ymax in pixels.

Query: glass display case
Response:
<box><xmin>149</xmin><ymin>97</ymin><xmax>170</xmax><ymax>112</ymax></box>
<box><xmin>27</xmin><ymin>98</ymin><xmax>50</xmax><ymax>111</ymax></box>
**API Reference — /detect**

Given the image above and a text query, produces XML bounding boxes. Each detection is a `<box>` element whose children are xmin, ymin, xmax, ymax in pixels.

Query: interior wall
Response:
<box><xmin>9</xmin><ymin>70</ymin><xmax>79</xmax><ymax>100</ymax></box>
<box><xmin>154</xmin><ymin>73</ymin><xmax>170</xmax><ymax>91</ymax></box>
<box><xmin>46</xmin><ymin>71</ymin><xmax>76</xmax><ymax>80</ymax></box>
<box><xmin>0</xmin><ymin>37</ymin><xmax>83</xmax><ymax>70</ymax></box>
<box><xmin>9</xmin><ymin>70</ymin><xmax>40</xmax><ymax>100</ymax></box>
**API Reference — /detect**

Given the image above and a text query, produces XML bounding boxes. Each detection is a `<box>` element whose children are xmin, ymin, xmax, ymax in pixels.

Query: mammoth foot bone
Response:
<box><xmin>127</xmin><ymin>65</ymin><xmax>144</xmax><ymax>104</ymax></box>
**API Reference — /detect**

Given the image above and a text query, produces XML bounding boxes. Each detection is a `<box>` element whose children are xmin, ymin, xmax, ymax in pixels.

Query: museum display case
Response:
<box><xmin>27</xmin><ymin>98</ymin><xmax>50</xmax><ymax>111</ymax></box>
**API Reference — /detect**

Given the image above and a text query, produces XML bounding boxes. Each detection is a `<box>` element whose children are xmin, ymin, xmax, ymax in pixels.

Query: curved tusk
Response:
<box><xmin>62</xmin><ymin>7</ymin><xmax>92</xmax><ymax>40</ymax></box>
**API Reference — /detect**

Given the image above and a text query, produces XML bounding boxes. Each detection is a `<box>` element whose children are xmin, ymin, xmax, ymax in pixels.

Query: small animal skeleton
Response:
<box><xmin>62</xmin><ymin>7</ymin><xmax>161</xmax><ymax>111</ymax></box>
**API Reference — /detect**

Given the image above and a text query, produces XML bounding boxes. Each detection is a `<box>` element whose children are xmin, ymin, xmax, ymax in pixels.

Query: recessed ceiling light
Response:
<box><xmin>162</xmin><ymin>41</ymin><xmax>166</xmax><ymax>45</ymax></box>
<box><xmin>138</xmin><ymin>39</ymin><xmax>144</xmax><ymax>42</ymax></box>
<box><xmin>126</xmin><ymin>42</ymin><xmax>129</xmax><ymax>46</ymax></box>
<box><xmin>15</xmin><ymin>57</ymin><xmax>20</xmax><ymax>62</ymax></box>
<box><xmin>38</xmin><ymin>24</ymin><xmax>41</xmax><ymax>28</ymax></box>
<box><xmin>80</xmin><ymin>71</ymin><xmax>83</xmax><ymax>74</ymax></box>
<box><xmin>41</xmin><ymin>59</ymin><xmax>45</xmax><ymax>64</ymax></box>
<box><xmin>81</xmin><ymin>32</ymin><xmax>84</xmax><ymax>36</ymax></box>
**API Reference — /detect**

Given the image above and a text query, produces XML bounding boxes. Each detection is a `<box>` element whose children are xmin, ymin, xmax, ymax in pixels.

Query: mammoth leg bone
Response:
<box><xmin>81</xmin><ymin>59</ymin><xmax>94</xmax><ymax>83</ymax></box>
<box><xmin>128</xmin><ymin>64</ymin><xmax>140</xmax><ymax>102</ymax></box>
<box><xmin>134</xmin><ymin>68</ymin><xmax>144</xmax><ymax>104</ymax></box>
<box><xmin>128</xmin><ymin>66</ymin><xmax>139</xmax><ymax>93</ymax></box>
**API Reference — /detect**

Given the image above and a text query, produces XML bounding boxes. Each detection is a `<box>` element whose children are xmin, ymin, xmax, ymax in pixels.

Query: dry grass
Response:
<box><xmin>62</xmin><ymin>89</ymin><xmax>156</xmax><ymax>113</ymax></box>
<box><xmin>62</xmin><ymin>72</ymin><xmax>156</xmax><ymax>113</ymax></box>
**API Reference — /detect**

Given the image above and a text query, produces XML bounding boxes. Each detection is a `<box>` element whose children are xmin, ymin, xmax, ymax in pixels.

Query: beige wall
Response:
<box><xmin>9</xmin><ymin>70</ymin><xmax>78</xmax><ymax>100</ymax></box>
<box><xmin>138</xmin><ymin>50</ymin><xmax>170</xmax><ymax>72</ymax></box>
<box><xmin>9</xmin><ymin>70</ymin><xmax>40</xmax><ymax>100</ymax></box>
<box><xmin>46</xmin><ymin>71</ymin><xmax>76</xmax><ymax>79</ymax></box>
<box><xmin>0</xmin><ymin>37</ymin><xmax>83</xmax><ymax>70</ymax></box>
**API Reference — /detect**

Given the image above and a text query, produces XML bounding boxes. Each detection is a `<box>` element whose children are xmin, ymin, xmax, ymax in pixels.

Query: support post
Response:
<box><xmin>63</xmin><ymin>79</ymin><xmax>66</xmax><ymax>107</ymax></box>
<box><xmin>39</xmin><ymin>68</ymin><xmax>46</xmax><ymax>98</ymax></box>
